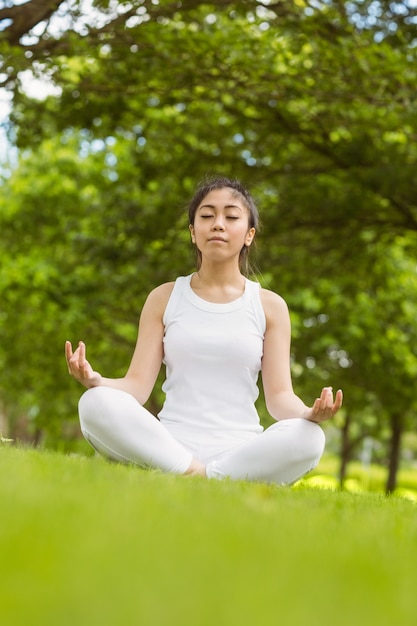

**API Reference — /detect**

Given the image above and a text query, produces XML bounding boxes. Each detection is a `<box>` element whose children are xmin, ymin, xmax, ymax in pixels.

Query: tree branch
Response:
<box><xmin>0</xmin><ymin>0</ymin><xmax>66</xmax><ymax>45</ymax></box>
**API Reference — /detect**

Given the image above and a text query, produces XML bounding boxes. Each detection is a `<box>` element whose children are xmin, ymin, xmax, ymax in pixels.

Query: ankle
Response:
<box><xmin>184</xmin><ymin>458</ymin><xmax>207</xmax><ymax>477</ymax></box>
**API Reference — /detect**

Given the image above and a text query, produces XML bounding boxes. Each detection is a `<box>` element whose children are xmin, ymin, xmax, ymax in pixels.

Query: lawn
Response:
<box><xmin>1</xmin><ymin>446</ymin><xmax>416</xmax><ymax>626</ymax></box>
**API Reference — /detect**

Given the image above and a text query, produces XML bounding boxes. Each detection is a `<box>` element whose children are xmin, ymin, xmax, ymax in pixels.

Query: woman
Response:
<box><xmin>66</xmin><ymin>176</ymin><xmax>343</xmax><ymax>484</ymax></box>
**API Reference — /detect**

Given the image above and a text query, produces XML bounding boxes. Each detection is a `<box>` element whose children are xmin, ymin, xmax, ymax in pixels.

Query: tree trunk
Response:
<box><xmin>339</xmin><ymin>412</ymin><xmax>351</xmax><ymax>488</ymax></box>
<box><xmin>385</xmin><ymin>413</ymin><xmax>402</xmax><ymax>494</ymax></box>
<box><xmin>0</xmin><ymin>409</ymin><xmax>7</xmax><ymax>438</ymax></box>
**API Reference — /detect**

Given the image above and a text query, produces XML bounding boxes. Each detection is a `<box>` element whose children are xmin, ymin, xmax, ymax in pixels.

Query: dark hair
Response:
<box><xmin>187</xmin><ymin>176</ymin><xmax>259</xmax><ymax>275</ymax></box>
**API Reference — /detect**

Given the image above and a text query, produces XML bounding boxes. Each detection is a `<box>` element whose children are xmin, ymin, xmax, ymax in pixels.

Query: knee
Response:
<box><xmin>283</xmin><ymin>420</ymin><xmax>325</xmax><ymax>483</ymax></box>
<box><xmin>276</xmin><ymin>418</ymin><xmax>325</xmax><ymax>461</ymax></box>
<box><xmin>78</xmin><ymin>386</ymin><xmax>116</xmax><ymax>431</ymax></box>
<box><xmin>302</xmin><ymin>419</ymin><xmax>325</xmax><ymax>459</ymax></box>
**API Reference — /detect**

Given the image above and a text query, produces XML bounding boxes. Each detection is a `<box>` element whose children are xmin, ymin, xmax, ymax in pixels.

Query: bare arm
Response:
<box><xmin>65</xmin><ymin>282</ymin><xmax>175</xmax><ymax>405</ymax></box>
<box><xmin>260</xmin><ymin>288</ymin><xmax>343</xmax><ymax>423</ymax></box>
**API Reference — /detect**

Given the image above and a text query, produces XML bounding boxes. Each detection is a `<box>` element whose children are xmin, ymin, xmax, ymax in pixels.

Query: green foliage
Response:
<box><xmin>304</xmin><ymin>453</ymin><xmax>417</xmax><ymax>500</ymax></box>
<box><xmin>1</xmin><ymin>447</ymin><xmax>417</xmax><ymax>626</ymax></box>
<box><xmin>0</xmin><ymin>131</ymin><xmax>197</xmax><ymax>441</ymax></box>
<box><xmin>1</xmin><ymin>0</ymin><xmax>417</xmax><ymax>487</ymax></box>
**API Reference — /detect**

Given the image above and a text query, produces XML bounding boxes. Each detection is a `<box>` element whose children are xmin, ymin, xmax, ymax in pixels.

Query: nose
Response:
<box><xmin>212</xmin><ymin>215</ymin><xmax>225</xmax><ymax>230</ymax></box>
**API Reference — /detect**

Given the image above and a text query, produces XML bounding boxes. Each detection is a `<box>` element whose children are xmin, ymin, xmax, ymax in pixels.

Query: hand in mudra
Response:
<box><xmin>306</xmin><ymin>387</ymin><xmax>343</xmax><ymax>423</ymax></box>
<box><xmin>65</xmin><ymin>341</ymin><xmax>103</xmax><ymax>388</ymax></box>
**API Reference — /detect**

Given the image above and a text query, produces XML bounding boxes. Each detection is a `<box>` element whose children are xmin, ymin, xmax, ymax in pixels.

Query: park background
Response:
<box><xmin>1</xmin><ymin>0</ymin><xmax>417</xmax><ymax>496</ymax></box>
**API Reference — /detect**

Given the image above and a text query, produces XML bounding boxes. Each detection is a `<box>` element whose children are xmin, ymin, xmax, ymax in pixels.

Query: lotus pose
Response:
<box><xmin>66</xmin><ymin>176</ymin><xmax>342</xmax><ymax>484</ymax></box>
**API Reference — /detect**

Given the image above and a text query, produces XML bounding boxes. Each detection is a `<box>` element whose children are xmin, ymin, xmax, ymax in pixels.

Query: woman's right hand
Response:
<box><xmin>65</xmin><ymin>340</ymin><xmax>103</xmax><ymax>388</ymax></box>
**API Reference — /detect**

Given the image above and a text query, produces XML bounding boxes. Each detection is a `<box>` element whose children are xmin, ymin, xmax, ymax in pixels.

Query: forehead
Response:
<box><xmin>198</xmin><ymin>187</ymin><xmax>246</xmax><ymax>208</ymax></box>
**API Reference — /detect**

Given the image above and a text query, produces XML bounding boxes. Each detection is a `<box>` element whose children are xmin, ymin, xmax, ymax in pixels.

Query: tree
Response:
<box><xmin>0</xmin><ymin>131</ymin><xmax>197</xmax><ymax>447</ymax></box>
<box><xmin>3</xmin><ymin>1</ymin><xmax>417</xmax><ymax>242</ymax></box>
<box><xmin>1</xmin><ymin>0</ymin><xmax>417</xmax><ymax>490</ymax></box>
<box><xmin>286</xmin><ymin>234</ymin><xmax>417</xmax><ymax>493</ymax></box>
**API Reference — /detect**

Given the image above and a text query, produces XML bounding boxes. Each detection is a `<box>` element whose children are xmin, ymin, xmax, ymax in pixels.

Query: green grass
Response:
<box><xmin>1</xmin><ymin>446</ymin><xmax>417</xmax><ymax>626</ymax></box>
<box><xmin>301</xmin><ymin>454</ymin><xmax>417</xmax><ymax>500</ymax></box>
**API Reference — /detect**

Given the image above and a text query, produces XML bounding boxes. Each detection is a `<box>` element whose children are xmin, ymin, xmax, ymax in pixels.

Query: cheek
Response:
<box><xmin>191</xmin><ymin>222</ymin><xmax>207</xmax><ymax>240</ymax></box>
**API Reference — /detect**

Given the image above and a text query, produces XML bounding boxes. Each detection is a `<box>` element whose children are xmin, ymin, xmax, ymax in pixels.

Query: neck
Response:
<box><xmin>191</xmin><ymin>263</ymin><xmax>246</xmax><ymax>303</ymax></box>
<box><xmin>196</xmin><ymin>263</ymin><xmax>244</xmax><ymax>287</ymax></box>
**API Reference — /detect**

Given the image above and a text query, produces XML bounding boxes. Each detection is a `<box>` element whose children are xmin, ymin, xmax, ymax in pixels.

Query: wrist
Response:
<box><xmin>85</xmin><ymin>373</ymin><xmax>103</xmax><ymax>389</ymax></box>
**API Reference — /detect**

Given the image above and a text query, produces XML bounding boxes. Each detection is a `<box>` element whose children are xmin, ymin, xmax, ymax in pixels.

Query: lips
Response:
<box><xmin>209</xmin><ymin>237</ymin><xmax>227</xmax><ymax>242</ymax></box>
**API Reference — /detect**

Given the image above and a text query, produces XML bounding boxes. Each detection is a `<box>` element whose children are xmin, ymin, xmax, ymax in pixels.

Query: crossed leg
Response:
<box><xmin>78</xmin><ymin>387</ymin><xmax>324</xmax><ymax>485</ymax></box>
<box><xmin>206</xmin><ymin>418</ymin><xmax>325</xmax><ymax>485</ymax></box>
<box><xmin>78</xmin><ymin>386</ymin><xmax>195</xmax><ymax>474</ymax></box>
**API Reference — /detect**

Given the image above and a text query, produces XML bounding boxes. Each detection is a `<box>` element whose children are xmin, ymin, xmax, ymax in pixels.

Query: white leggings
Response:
<box><xmin>78</xmin><ymin>387</ymin><xmax>325</xmax><ymax>485</ymax></box>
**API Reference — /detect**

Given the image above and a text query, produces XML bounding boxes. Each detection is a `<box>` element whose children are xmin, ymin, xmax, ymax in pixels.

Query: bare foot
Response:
<box><xmin>184</xmin><ymin>458</ymin><xmax>207</xmax><ymax>477</ymax></box>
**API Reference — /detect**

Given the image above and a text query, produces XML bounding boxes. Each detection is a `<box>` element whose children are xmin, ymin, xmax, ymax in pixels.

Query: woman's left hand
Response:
<box><xmin>306</xmin><ymin>387</ymin><xmax>343</xmax><ymax>423</ymax></box>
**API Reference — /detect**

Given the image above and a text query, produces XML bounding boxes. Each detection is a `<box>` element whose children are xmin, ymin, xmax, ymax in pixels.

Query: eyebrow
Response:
<box><xmin>198</xmin><ymin>203</ymin><xmax>243</xmax><ymax>210</ymax></box>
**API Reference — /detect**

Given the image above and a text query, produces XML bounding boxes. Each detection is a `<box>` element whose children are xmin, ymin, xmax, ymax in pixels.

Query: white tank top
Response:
<box><xmin>158</xmin><ymin>274</ymin><xmax>266</xmax><ymax>435</ymax></box>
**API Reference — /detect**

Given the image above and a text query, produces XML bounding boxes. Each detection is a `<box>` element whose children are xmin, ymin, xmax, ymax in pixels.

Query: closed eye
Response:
<box><xmin>199</xmin><ymin>214</ymin><xmax>239</xmax><ymax>220</ymax></box>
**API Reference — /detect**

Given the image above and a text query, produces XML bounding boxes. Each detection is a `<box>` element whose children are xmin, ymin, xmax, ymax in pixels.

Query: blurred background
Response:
<box><xmin>1</xmin><ymin>0</ymin><xmax>417</xmax><ymax>494</ymax></box>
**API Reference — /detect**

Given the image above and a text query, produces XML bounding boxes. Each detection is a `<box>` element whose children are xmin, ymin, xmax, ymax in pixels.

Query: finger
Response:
<box><xmin>78</xmin><ymin>341</ymin><xmax>86</xmax><ymax>368</ymax></box>
<box><xmin>65</xmin><ymin>341</ymin><xmax>75</xmax><ymax>373</ymax></box>
<box><xmin>311</xmin><ymin>397</ymin><xmax>323</xmax><ymax>420</ymax></box>
<box><xmin>332</xmin><ymin>389</ymin><xmax>343</xmax><ymax>413</ymax></box>
<box><xmin>320</xmin><ymin>387</ymin><xmax>333</xmax><ymax>409</ymax></box>
<box><xmin>313</xmin><ymin>388</ymin><xmax>333</xmax><ymax>419</ymax></box>
<box><xmin>67</xmin><ymin>341</ymin><xmax>85</xmax><ymax>376</ymax></box>
<box><xmin>79</xmin><ymin>342</ymin><xmax>94</xmax><ymax>379</ymax></box>
<box><xmin>65</xmin><ymin>340</ymin><xmax>73</xmax><ymax>362</ymax></box>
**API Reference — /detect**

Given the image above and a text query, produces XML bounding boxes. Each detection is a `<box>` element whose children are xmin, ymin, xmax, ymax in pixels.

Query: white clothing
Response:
<box><xmin>78</xmin><ymin>274</ymin><xmax>326</xmax><ymax>484</ymax></box>
<box><xmin>79</xmin><ymin>386</ymin><xmax>193</xmax><ymax>474</ymax></box>
<box><xmin>79</xmin><ymin>387</ymin><xmax>324</xmax><ymax>484</ymax></box>
<box><xmin>159</xmin><ymin>274</ymin><xmax>264</xmax><ymax>448</ymax></box>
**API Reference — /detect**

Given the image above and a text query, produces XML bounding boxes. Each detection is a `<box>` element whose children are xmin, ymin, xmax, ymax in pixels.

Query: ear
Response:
<box><xmin>189</xmin><ymin>224</ymin><xmax>196</xmax><ymax>243</ymax></box>
<box><xmin>245</xmin><ymin>227</ymin><xmax>256</xmax><ymax>247</ymax></box>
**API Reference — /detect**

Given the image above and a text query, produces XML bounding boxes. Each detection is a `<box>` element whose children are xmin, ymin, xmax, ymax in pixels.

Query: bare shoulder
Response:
<box><xmin>148</xmin><ymin>281</ymin><xmax>176</xmax><ymax>301</ymax></box>
<box><xmin>259</xmin><ymin>288</ymin><xmax>290</xmax><ymax>328</ymax></box>
<box><xmin>259</xmin><ymin>287</ymin><xmax>289</xmax><ymax>313</ymax></box>
<box><xmin>142</xmin><ymin>281</ymin><xmax>176</xmax><ymax>316</ymax></box>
